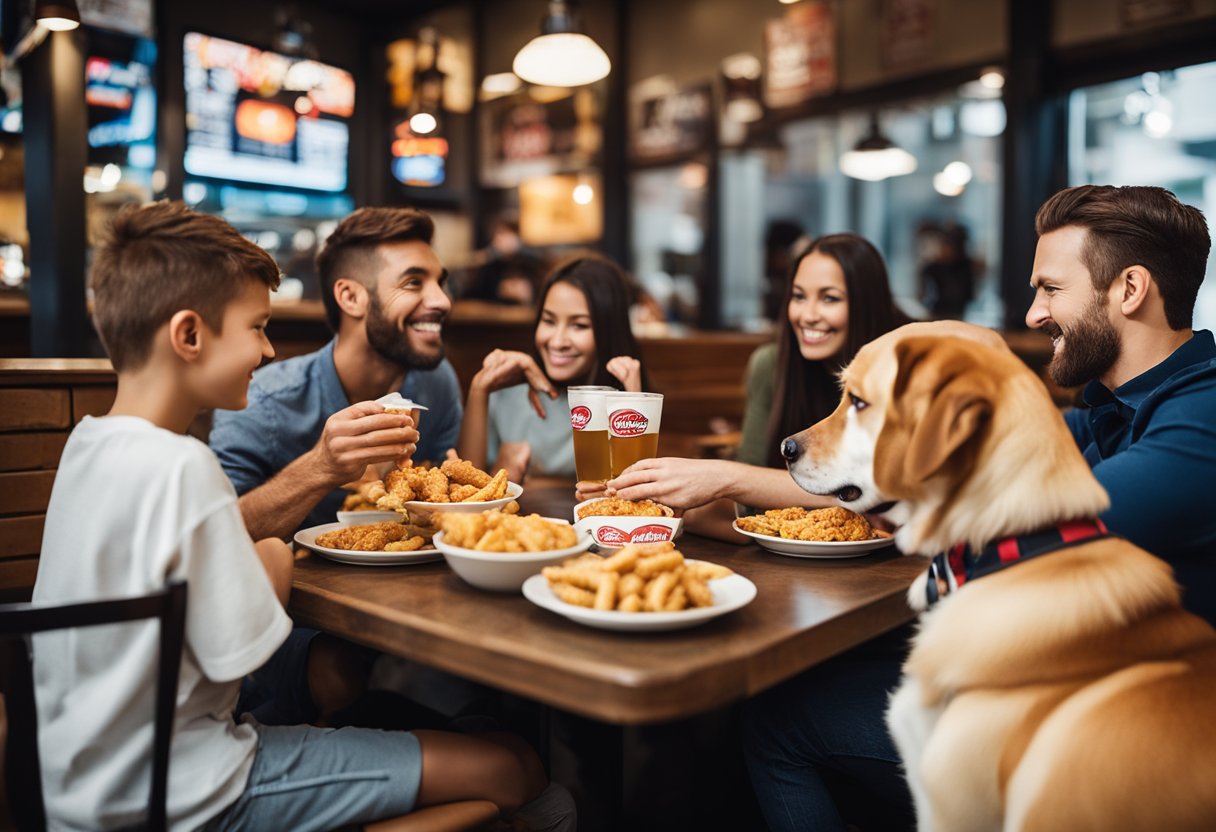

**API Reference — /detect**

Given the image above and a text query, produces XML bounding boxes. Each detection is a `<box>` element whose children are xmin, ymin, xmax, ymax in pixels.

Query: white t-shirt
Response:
<box><xmin>33</xmin><ymin>416</ymin><xmax>292</xmax><ymax>831</ymax></box>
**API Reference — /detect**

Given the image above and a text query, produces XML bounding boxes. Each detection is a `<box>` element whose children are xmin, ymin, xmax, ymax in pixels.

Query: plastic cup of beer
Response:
<box><xmin>607</xmin><ymin>392</ymin><xmax>663</xmax><ymax>478</ymax></box>
<box><xmin>567</xmin><ymin>386</ymin><xmax>616</xmax><ymax>482</ymax></box>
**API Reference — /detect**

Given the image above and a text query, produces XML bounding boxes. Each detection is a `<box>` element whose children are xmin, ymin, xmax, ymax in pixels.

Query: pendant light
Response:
<box><xmin>839</xmin><ymin>113</ymin><xmax>917</xmax><ymax>182</ymax></box>
<box><xmin>512</xmin><ymin>0</ymin><xmax>610</xmax><ymax>88</ymax></box>
<box><xmin>35</xmin><ymin>0</ymin><xmax>81</xmax><ymax>31</ymax></box>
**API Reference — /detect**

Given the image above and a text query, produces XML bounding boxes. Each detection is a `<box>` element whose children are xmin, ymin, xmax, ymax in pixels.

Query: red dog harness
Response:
<box><xmin>925</xmin><ymin>518</ymin><xmax>1110</xmax><ymax>607</ymax></box>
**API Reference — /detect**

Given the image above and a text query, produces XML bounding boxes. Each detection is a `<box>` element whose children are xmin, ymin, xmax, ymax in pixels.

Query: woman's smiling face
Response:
<box><xmin>788</xmin><ymin>251</ymin><xmax>849</xmax><ymax>362</ymax></box>
<box><xmin>536</xmin><ymin>281</ymin><xmax>596</xmax><ymax>383</ymax></box>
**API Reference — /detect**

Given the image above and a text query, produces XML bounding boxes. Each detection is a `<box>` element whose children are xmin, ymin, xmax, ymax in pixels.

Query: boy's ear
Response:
<box><xmin>168</xmin><ymin>310</ymin><xmax>204</xmax><ymax>362</ymax></box>
<box><xmin>334</xmin><ymin>278</ymin><xmax>369</xmax><ymax>320</ymax></box>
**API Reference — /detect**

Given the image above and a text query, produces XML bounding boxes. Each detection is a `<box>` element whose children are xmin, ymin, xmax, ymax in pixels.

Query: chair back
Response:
<box><xmin>0</xmin><ymin>581</ymin><xmax>188</xmax><ymax>832</ymax></box>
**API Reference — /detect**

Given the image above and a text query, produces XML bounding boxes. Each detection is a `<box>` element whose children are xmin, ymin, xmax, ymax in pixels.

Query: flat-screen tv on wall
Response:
<box><xmin>183</xmin><ymin>32</ymin><xmax>354</xmax><ymax>192</ymax></box>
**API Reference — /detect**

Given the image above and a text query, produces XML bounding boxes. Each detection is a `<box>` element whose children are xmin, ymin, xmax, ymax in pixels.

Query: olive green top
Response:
<box><xmin>737</xmin><ymin>342</ymin><xmax>778</xmax><ymax>467</ymax></box>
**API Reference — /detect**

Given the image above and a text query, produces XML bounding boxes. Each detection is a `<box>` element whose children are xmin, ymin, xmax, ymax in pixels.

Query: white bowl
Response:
<box><xmin>403</xmin><ymin>481</ymin><xmax>523</xmax><ymax>525</ymax></box>
<box><xmin>433</xmin><ymin>522</ymin><xmax>593</xmax><ymax>592</ymax></box>
<box><xmin>335</xmin><ymin>510</ymin><xmax>404</xmax><ymax>525</ymax></box>
<box><xmin>572</xmin><ymin>498</ymin><xmax>683</xmax><ymax>551</ymax></box>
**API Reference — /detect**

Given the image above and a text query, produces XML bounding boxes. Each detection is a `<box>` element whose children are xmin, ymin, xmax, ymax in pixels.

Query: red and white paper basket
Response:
<box><xmin>572</xmin><ymin>498</ymin><xmax>684</xmax><ymax>551</ymax></box>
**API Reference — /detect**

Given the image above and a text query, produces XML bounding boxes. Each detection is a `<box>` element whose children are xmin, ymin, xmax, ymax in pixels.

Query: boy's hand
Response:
<box><xmin>313</xmin><ymin>402</ymin><xmax>419</xmax><ymax>486</ymax></box>
<box><xmin>606</xmin><ymin>356</ymin><xmax>643</xmax><ymax>393</ymax></box>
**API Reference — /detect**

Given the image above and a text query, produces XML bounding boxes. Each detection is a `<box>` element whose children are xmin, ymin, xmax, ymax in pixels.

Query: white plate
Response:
<box><xmin>335</xmin><ymin>510</ymin><xmax>404</xmax><ymax>525</ymax></box>
<box><xmin>295</xmin><ymin>522</ymin><xmax>443</xmax><ymax>566</ymax></box>
<box><xmin>434</xmin><ymin>522</ymin><xmax>593</xmax><ymax>592</ymax></box>
<box><xmin>400</xmin><ymin>481</ymin><xmax>524</xmax><ymax>524</ymax></box>
<box><xmin>732</xmin><ymin>521</ymin><xmax>896</xmax><ymax>559</ymax></box>
<box><xmin>521</xmin><ymin>565</ymin><xmax>756</xmax><ymax>632</ymax></box>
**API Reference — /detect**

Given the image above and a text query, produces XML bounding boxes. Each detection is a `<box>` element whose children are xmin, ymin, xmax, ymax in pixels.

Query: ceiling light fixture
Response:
<box><xmin>838</xmin><ymin>113</ymin><xmax>918</xmax><ymax>181</ymax></box>
<box><xmin>35</xmin><ymin>0</ymin><xmax>81</xmax><ymax>31</ymax></box>
<box><xmin>408</xmin><ymin>111</ymin><xmax>438</xmax><ymax>135</ymax></box>
<box><xmin>978</xmin><ymin>68</ymin><xmax>1005</xmax><ymax>90</ymax></box>
<box><xmin>513</xmin><ymin>0</ymin><xmax>610</xmax><ymax>88</ymax></box>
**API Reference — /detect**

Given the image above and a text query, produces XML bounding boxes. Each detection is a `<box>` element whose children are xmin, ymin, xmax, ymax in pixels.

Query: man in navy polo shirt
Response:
<box><xmin>211</xmin><ymin>207</ymin><xmax>462</xmax><ymax>540</ymax></box>
<box><xmin>1028</xmin><ymin>184</ymin><xmax>1215</xmax><ymax>624</ymax></box>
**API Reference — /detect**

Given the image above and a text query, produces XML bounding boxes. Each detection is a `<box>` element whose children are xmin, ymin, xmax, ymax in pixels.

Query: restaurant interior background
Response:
<box><xmin>1</xmin><ymin>0</ymin><xmax>1215</xmax><ymax>357</ymax></box>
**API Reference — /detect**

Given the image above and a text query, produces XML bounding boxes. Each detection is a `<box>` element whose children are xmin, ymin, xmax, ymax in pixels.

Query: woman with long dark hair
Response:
<box><xmin>458</xmin><ymin>254</ymin><xmax>650</xmax><ymax>481</ymax></box>
<box><xmin>579</xmin><ymin>233</ymin><xmax>909</xmax><ymax>538</ymax></box>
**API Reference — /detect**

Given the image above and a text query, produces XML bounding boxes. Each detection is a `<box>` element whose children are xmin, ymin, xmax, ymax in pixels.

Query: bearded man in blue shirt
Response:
<box><xmin>1028</xmin><ymin>184</ymin><xmax>1215</xmax><ymax>625</ymax></box>
<box><xmin>211</xmin><ymin>207</ymin><xmax>462</xmax><ymax>541</ymax></box>
<box><xmin>742</xmin><ymin>184</ymin><xmax>1214</xmax><ymax>832</ymax></box>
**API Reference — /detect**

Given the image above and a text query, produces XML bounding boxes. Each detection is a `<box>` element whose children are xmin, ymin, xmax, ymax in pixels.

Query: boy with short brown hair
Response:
<box><xmin>34</xmin><ymin>201</ymin><xmax>561</xmax><ymax>831</ymax></box>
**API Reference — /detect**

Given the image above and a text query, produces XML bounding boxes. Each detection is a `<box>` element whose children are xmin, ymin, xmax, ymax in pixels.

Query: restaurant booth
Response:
<box><xmin>2</xmin><ymin>0</ymin><xmax>1216</xmax><ymax>829</ymax></box>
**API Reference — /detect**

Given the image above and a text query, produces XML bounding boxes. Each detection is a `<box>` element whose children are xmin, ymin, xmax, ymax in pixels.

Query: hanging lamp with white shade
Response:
<box><xmin>839</xmin><ymin>113</ymin><xmax>918</xmax><ymax>181</ymax></box>
<box><xmin>513</xmin><ymin>0</ymin><xmax>610</xmax><ymax>88</ymax></box>
<box><xmin>35</xmin><ymin>0</ymin><xmax>81</xmax><ymax>31</ymax></box>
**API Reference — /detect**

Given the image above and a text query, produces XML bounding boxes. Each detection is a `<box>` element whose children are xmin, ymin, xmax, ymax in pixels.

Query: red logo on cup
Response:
<box><xmin>596</xmin><ymin>526</ymin><xmax>630</xmax><ymax>546</ymax></box>
<box><xmin>570</xmin><ymin>405</ymin><xmax>591</xmax><ymax>430</ymax></box>
<box><xmin>609</xmin><ymin>409</ymin><xmax>648</xmax><ymax>437</ymax></box>
<box><xmin>630</xmin><ymin>524</ymin><xmax>673</xmax><ymax>544</ymax></box>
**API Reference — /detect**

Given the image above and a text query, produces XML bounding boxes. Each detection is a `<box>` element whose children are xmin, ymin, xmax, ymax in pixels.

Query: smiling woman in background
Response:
<box><xmin>581</xmin><ymin>233</ymin><xmax>911</xmax><ymax>539</ymax></box>
<box><xmin>457</xmin><ymin>254</ymin><xmax>649</xmax><ymax>482</ymax></box>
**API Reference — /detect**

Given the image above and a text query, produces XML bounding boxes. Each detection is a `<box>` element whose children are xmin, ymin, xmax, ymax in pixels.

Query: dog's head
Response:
<box><xmin>783</xmin><ymin>322</ymin><xmax>1108</xmax><ymax>557</ymax></box>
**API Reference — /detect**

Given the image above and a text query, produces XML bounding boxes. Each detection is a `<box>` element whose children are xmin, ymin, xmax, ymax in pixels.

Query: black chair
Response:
<box><xmin>0</xmin><ymin>581</ymin><xmax>188</xmax><ymax>832</ymax></box>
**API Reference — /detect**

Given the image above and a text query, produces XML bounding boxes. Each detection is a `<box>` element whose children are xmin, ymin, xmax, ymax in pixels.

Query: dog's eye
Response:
<box><xmin>849</xmin><ymin>393</ymin><xmax>869</xmax><ymax>412</ymax></box>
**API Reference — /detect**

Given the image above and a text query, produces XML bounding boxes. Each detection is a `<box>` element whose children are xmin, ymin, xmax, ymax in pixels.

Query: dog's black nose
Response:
<box><xmin>780</xmin><ymin>437</ymin><xmax>800</xmax><ymax>462</ymax></box>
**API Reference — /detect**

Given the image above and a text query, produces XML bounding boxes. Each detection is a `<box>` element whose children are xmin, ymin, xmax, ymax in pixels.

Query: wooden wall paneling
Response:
<box><xmin>0</xmin><ymin>515</ymin><xmax>45</xmax><ymax>559</ymax></box>
<box><xmin>72</xmin><ymin>385</ymin><xmax>117</xmax><ymax>421</ymax></box>
<box><xmin>0</xmin><ymin>470</ymin><xmax>57</xmax><ymax>515</ymax></box>
<box><xmin>0</xmin><ymin>558</ymin><xmax>39</xmax><ymax>595</ymax></box>
<box><xmin>0</xmin><ymin>432</ymin><xmax>67</xmax><ymax>471</ymax></box>
<box><xmin>0</xmin><ymin>389</ymin><xmax>70</xmax><ymax>430</ymax></box>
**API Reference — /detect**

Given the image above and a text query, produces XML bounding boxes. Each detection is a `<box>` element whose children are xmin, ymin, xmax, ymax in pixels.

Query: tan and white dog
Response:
<box><xmin>782</xmin><ymin>321</ymin><xmax>1216</xmax><ymax>832</ymax></box>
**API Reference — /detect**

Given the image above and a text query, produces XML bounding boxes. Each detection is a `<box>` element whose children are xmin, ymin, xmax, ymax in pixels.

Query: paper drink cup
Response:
<box><xmin>606</xmin><ymin>392</ymin><xmax>663</xmax><ymax>478</ymax></box>
<box><xmin>568</xmin><ymin>385</ymin><xmax>616</xmax><ymax>482</ymax></box>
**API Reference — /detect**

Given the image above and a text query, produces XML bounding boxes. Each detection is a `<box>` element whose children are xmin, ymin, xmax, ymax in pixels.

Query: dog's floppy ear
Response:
<box><xmin>890</xmin><ymin>336</ymin><xmax>995</xmax><ymax>485</ymax></box>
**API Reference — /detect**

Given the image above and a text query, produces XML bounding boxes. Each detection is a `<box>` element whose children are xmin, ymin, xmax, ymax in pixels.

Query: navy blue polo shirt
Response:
<box><xmin>1065</xmin><ymin>329</ymin><xmax>1216</xmax><ymax>624</ymax></box>
<box><xmin>210</xmin><ymin>338</ymin><xmax>463</xmax><ymax>532</ymax></box>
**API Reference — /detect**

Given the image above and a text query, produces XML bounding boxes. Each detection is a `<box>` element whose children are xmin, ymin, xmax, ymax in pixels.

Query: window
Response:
<box><xmin>724</xmin><ymin>89</ymin><xmax>1004</xmax><ymax>330</ymax></box>
<box><xmin>1068</xmin><ymin>61</ymin><xmax>1216</xmax><ymax>330</ymax></box>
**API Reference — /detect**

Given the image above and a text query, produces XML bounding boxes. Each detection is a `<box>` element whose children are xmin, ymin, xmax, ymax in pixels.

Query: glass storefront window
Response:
<box><xmin>1068</xmin><ymin>61</ymin><xmax>1216</xmax><ymax>330</ymax></box>
<box><xmin>724</xmin><ymin>89</ymin><xmax>1004</xmax><ymax>330</ymax></box>
<box><xmin>631</xmin><ymin>160</ymin><xmax>710</xmax><ymax>331</ymax></box>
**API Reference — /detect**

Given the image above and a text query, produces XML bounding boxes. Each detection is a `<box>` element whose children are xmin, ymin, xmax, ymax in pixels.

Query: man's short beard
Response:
<box><xmin>365</xmin><ymin>290</ymin><xmax>445</xmax><ymax>371</ymax></box>
<box><xmin>1046</xmin><ymin>294</ymin><xmax>1121</xmax><ymax>388</ymax></box>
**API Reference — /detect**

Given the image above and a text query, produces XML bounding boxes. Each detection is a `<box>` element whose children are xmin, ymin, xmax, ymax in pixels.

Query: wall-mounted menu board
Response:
<box><xmin>183</xmin><ymin>32</ymin><xmax>355</xmax><ymax>192</ymax></box>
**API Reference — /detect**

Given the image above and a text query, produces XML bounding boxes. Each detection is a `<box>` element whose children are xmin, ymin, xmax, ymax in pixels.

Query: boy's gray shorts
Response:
<box><xmin>202</xmin><ymin>719</ymin><xmax>422</xmax><ymax>831</ymax></box>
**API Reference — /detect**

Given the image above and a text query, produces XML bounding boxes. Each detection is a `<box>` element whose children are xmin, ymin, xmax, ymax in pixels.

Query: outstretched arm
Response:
<box><xmin>595</xmin><ymin>457</ymin><xmax>837</xmax><ymax>511</ymax></box>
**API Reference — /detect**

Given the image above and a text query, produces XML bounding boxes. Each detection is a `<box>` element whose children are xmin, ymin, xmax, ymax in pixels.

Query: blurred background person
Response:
<box><xmin>459</xmin><ymin>217</ymin><xmax>548</xmax><ymax>307</ymax></box>
<box><xmin>916</xmin><ymin>219</ymin><xmax>979</xmax><ymax>320</ymax></box>
<box><xmin>764</xmin><ymin>219</ymin><xmax>809</xmax><ymax>322</ymax></box>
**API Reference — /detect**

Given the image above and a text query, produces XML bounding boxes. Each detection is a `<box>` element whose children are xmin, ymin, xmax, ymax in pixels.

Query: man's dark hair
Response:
<box><xmin>315</xmin><ymin>207</ymin><xmax>435</xmax><ymax>330</ymax></box>
<box><xmin>1035</xmin><ymin>185</ymin><xmax>1210</xmax><ymax>329</ymax></box>
<box><xmin>91</xmin><ymin>201</ymin><xmax>280</xmax><ymax>371</ymax></box>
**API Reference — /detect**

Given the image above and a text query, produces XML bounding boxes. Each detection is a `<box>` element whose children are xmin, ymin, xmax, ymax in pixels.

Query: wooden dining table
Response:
<box><xmin>289</xmin><ymin>482</ymin><xmax>927</xmax><ymax>830</ymax></box>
